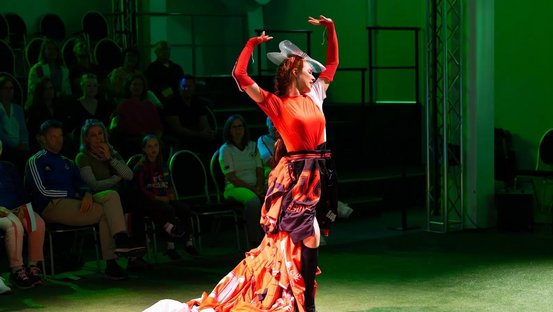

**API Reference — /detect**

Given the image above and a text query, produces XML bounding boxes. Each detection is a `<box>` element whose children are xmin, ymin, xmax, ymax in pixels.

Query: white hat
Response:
<box><xmin>266</xmin><ymin>40</ymin><xmax>326</xmax><ymax>73</ymax></box>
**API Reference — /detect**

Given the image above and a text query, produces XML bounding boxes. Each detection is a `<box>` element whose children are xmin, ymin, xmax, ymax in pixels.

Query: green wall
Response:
<box><xmin>495</xmin><ymin>1</ymin><xmax>553</xmax><ymax>169</ymax></box>
<box><xmin>263</xmin><ymin>0</ymin><xmax>426</xmax><ymax>105</ymax></box>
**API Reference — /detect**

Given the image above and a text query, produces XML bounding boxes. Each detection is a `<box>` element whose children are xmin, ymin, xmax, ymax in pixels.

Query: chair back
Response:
<box><xmin>40</xmin><ymin>14</ymin><xmax>66</xmax><ymax>42</ymax></box>
<box><xmin>538</xmin><ymin>128</ymin><xmax>553</xmax><ymax>169</ymax></box>
<box><xmin>0</xmin><ymin>40</ymin><xmax>15</xmax><ymax>74</ymax></box>
<box><xmin>0</xmin><ymin>14</ymin><xmax>8</xmax><ymax>41</ymax></box>
<box><xmin>126</xmin><ymin>153</ymin><xmax>143</xmax><ymax>169</ymax></box>
<box><xmin>93</xmin><ymin>38</ymin><xmax>122</xmax><ymax>74</ymax></box>
<box><xmin>5</xmin><ymin>13</ymin><xmax>27</xmax><ymax>49</ymax></box>
<box><xmin>169</xmin><ymin>150</ymin><xmax>212</xmax><ymax>204</ymax></box>
<box><xmin>209</xmin><ymin>149</ymin><xmax>226</xmax><ymax>203</ymax></box>
<box><xmin>25</xmin><ymin>37</ymin><xmax>45</xmax><ymax>68</ymax></box>
<box><xmin>61</xmin><ymin>36</ymin><xmax>83</xmax><ymax>68</ymax></box>
<box><xmin>82</xmin><ymin>11</ymin><xmax>109</xmax><ymax>43</ymax></box>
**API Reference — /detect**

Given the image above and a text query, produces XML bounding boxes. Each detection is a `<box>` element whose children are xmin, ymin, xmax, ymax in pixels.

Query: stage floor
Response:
<box><xmin>3</xmin><ymin>207</ymin><xmax>553</xmax><ymax>312</ymax></box>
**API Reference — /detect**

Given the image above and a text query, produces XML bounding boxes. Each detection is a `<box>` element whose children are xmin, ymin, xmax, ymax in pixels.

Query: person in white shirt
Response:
<box><xmin>219</xmin><ymin>114</ymin><xmax>264</xmax><ymax>247</ymax></box>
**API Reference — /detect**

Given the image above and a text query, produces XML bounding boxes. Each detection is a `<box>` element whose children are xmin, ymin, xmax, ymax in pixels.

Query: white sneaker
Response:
<box><xmin>0</xmin><ymin>276</ymin><xmax>12</xmax><ymax>295</ymax></box>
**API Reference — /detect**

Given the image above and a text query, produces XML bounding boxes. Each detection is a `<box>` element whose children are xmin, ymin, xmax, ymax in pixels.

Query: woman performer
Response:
<box><xmin>144</xmin><ymin>14</ymin><xmax>338</xmax><ymax>312</ymax></box>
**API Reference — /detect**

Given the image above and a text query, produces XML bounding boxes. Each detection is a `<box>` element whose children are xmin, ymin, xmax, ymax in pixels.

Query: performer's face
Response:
<box><xmin>296</xmin><ymin>61</ymin><xmax>316</xmax><ymax>94</ymax></box>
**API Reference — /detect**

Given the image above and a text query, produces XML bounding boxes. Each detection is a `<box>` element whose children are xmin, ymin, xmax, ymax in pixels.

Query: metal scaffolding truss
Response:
<box><xmin>425</xmin><ymin>0</ymin><xmax>464</xmax><ymax>233</ymax></box>
<box><xmin>111</xmin><ymin>0</ymin><xmax>137</xmax><ymax>48</ymax></box>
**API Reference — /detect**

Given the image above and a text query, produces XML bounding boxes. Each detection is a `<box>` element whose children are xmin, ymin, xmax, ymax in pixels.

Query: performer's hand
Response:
<box><xmin>250</xmin><ymin>31</ymin><xmax>273</xmax><ymax>45</ymax></box>
<box><xmin>308</xmin><ymin>15</ymin><xmax>333</xmax><ymax>26</ymax></box>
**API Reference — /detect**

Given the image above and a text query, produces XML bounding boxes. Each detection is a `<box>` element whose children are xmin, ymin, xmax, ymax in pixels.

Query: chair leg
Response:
<box><xmin>232</xmin><ymin>212</ymin><xmax>241</xmax><ymax>250</ymax></box>
<box><xmin>192</xmin><ymin>214</ymin><xmax>202</xmax><ymax>252</ymax></box>
<box><xmin>91</xmin><ymin>227</ymin><xmax>101</xmax><ymax>273</ymax></box>
<box><xmin>151</xmin><ymin>223</ymin><xmax>158</xmax><ymax>262</ymax></box>
<box><xmin>144</xmin><ymin>218</ymin><xmax>158</xmax><ymax>263</ymax></box>
<box><xmin>48</xmin><ymin>231</ymin><xmax>55</xmax><ymax>277</ymax></box>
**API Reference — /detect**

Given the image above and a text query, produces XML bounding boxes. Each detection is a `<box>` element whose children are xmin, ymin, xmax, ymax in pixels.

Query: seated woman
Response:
<box><xmin>133</xmin><ymin>134</ymin><xmax>198</xmax><ymax>259</ymax></box>
<box><xmin>111</xmin><ymin>74</ymin><xmax>163</xmax><ymax>159</ymax></box>
<box><xmin>0</xmin><ymin>75</ymin><xmax>30</xmax><ymax>173</ymax></box>
<box><xmin>66</xmin><ymin>74</ymin><xmax>114</xmax><ymax>136</ymax></box>
<box><xmin>75</xmin><ymin>119</ymin><xmax>150</xmax><ymax>270</ymax></box>
<box><xmin>0</xmin><ymin>139</ymin><xmax>46</xmax><ymax>289</ymax></box>
<box><xmin>219</xmin><ymin>114</ymin><xmax>265</xmax><ymax>247</ymax></box>
<box><xmin>75</xmin><ymin>119</ymin><xmax>133</xmax><ymax>195</ymax></box>
<box><xmin>27</xmin><ymin>38</ymin><xmax>71</xmax><ymax>108</ymax></box>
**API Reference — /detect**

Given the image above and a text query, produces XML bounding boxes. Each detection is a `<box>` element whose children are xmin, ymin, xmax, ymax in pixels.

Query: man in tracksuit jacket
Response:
<box><xmin>25</xmin><ymin>119</ymin><xmax>145</xmax><ymax>280</ymax></box>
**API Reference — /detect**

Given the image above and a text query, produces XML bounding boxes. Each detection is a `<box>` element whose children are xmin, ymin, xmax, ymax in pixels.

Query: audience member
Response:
<box><xmin>75</xmin><ymin>119</ymin><xmax>151</xmax><ymax>270</ymax></box>
<box><xmin>108</xmin><ymin>47</ymin><xmax>162</xmax><ymax>108</ymax></box>
<box><xmin>0</xmin><ymin>75</ymin><xmax>30</xmax><ymax>173</ymax></box>
<box><xmin>111</xmin><ymin>74</ymin><xmax>163</xmax><ymax>159</ymax></box>
<box><xmin>27</xmin><ymin>38</ymin><xmax>71</xmax><ymax>108</ymax></box>
<box><xmin>68</xmin><ymin>74</ymin><xmax>113</xmax><ymax>134</ymax></box>
<box><xmin>0</xmin><ymin>139</ymin><xmax>46</xmax><ymax>289</ymax></box>
<box><xmin>145</xmin><ymin>41</ymin><xmax>184</xmax><ymax>106</ymax></box>
<box><xmin>108</xmin><ymin>47</ymin><xmax>141</xmax><ymax>101</ymax></box>
<box><xmin>163</xmin><ymin>74</ymin><xmax>216</xmax><ymax>157</ymax></box>
<box><xmin>257</xmin><ymin>116</ymin><xmax>280</xmax><ymax>183</ymax></box>
<box><xmin>218</xmin><ymin>114</ymin><xmax>264</xmax><ymax>247</ymax></box>
<box><xmin>75</xmin><ymin>119</ymin><xmax>132</xmax><ymax>193</ymax></box>
<box><xmin>68</xmin><ymin>39</ymin><xmax>104</xmax><ymax>97</ymax></box>
<box><xmin>133</xmin><ymin>134</ymin><xmax>198</xmax><ymax>260</ymax></box>
<box><xmin>25</xmin><ymin>77</ymin><xmax>65</xmax><ymax>153</ymax></box>
<box><xmin>25</xmin><ymin>120</ymin><xmax>145</xmax><ymax>280</ymax></box>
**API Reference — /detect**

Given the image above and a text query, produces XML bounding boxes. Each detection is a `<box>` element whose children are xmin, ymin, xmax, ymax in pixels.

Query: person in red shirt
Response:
<box><xmin>232</xmin><ymin>15</ymin><xmax>339</xmax><ymax>312</ymax></box>
<box><xmin>133</xmin><ymin>134</ymin><xmax>198</xmax><ymax>259</ymax></box>
<box><xmin>111</xmin><ymin>74</ymin><xmax>163</xmax><ymax>159</ymax></box>
<box><xmin>144</xmin><ymin>15</ymin><xmax>338</xmax><ymax>312</ymax></box>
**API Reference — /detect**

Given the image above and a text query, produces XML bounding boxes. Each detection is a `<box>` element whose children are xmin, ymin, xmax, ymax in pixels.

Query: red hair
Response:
<box><xmin>273</xmin><ymin>55</ymin><xmax>304</xmax><ymax>95</ymax></box>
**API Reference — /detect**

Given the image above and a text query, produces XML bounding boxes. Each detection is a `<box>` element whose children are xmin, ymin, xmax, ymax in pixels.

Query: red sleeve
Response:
<box><xmin>232</xmin><ymin>38</ymin><xmax>258</xmax><ymax>92</ymax></box>
<box><xmin>318</xmin><ymin>22</ymin><xmax>339</xmax><ymax>83</ymax></box>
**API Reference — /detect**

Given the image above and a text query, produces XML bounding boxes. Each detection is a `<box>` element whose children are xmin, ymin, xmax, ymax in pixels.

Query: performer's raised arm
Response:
<box><xmin>232</xmin><ymin>31</ymin><xmax>273</xmax><ymax>103</ymax></box>
<box><xmin>308</xmin><ymin>15</ymin><xmax>339</xmax><ymax>91</ymax></box>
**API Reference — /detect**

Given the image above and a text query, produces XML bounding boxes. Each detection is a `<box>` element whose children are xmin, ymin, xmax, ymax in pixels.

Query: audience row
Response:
<box><xmin>0</xmin><ymin>109</ymin><xmax>278</xmax><ymax>292</ymax></box>
<box><xmin>1</xmin><ymin>39</ymin><xmax>217</xmax><ymax>175</ymax></box>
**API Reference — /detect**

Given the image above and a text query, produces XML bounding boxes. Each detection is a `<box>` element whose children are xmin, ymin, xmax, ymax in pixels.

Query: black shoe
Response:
<box><xmin>164</xmin><ymin>249</ymin><xmax>182</xmax><ymax>261</ymax></box>
<box><xmin>105</xmin><ymin>261</ymin><xmax>128</xmax><ymax>280</ymax></box>
<box><xmin>10</xmin><ymin>269</ymin><xmax>34</xmax><ymax>289</ymax></box>
<box><xmin>114</xmin><ymin>233</ymin><xmax>146</xmax><ymax>257</ymax></box>
<box><xmin>127</xmin><ymin>257</ymin><xmax>153</xmax><ymax>272</ymax></box>
<box><xmin>184</xmin><ymin>244</ymin><xmax>199</xmax><ymax>256</ymax></box>
<box><xmin>27</xmin><ymin>265</ymin><xmax>43</xmax><ymax>286</ymax></box>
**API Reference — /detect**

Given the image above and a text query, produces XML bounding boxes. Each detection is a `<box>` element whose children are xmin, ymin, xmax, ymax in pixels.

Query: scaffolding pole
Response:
<box><xmin>426</xmin><ymin>0</ymin><xmax>464</xmax><ymax>233</ymax></box>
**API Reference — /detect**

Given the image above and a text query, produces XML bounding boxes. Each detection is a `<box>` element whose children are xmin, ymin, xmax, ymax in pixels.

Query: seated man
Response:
<box><xmin>25</xmin><ymin>120</ymin><xmax>145</xmax><ymax>280</ymax></box>
<box><xmin>162</xmin><ymin>75</ymin><xmax>217</xmax><ymax>156</ymax></box>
